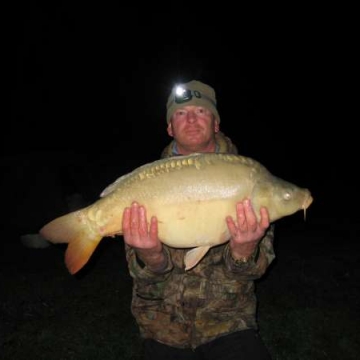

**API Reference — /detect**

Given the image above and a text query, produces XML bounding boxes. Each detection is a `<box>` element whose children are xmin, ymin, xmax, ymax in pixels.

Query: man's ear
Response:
<box><xmin>167</xmin><ymin>123</ymin><xmax>174</xmax><ymax>137</ymax></box>
<box><xmin>214</xmin><ymin>120</ymin><xmax>220</xmax><ymax>133</ymax></box>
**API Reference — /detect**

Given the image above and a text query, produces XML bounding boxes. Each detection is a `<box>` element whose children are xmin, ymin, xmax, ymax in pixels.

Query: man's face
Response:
<box><xmin>167</xmin><ymin>105</ymin><xmax>219</xmax><ymax>152</ymax></box>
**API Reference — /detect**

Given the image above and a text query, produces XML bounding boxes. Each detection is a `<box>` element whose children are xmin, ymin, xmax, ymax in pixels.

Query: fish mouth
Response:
<box><xmin>302</xmin><ymin>192</ymin><xmax>313</xmax><ymax>220</ymax></box>
<box><xmin>303</xmin><ymin>194</ymin><xmax>313</xmax><ymax>210</ymax></box>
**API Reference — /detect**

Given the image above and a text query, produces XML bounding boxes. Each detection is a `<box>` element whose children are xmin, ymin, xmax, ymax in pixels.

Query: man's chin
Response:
<box><xmin>184</xmin><ymin>139</ymin><xmax>203</xmax><ymax>149</ymax></box>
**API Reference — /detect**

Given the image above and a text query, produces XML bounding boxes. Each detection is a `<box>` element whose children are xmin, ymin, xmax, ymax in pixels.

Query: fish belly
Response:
<box><xmin>152</xmin><ymin>198</ymin><xmax>236</xmax><ymax>248</ymax></box>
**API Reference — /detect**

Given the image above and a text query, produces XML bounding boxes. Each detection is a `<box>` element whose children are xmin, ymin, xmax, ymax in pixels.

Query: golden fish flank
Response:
<box><xmin>40</xmin><ymin>153</ymin><xmax>313</xmax><ymax>275</ymax></box>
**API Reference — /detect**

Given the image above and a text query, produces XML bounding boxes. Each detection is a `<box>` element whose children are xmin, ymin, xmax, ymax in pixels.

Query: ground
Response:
<box><xmin>1</xmin><ymin>216</ymin><xmax>359</xmax><ymax>360</ymax></box>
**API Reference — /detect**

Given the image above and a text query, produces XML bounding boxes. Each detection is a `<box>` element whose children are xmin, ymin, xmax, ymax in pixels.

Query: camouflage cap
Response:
<box><xmin>166</xmin><ymin>80</ymin><xmax>220</xmax><ymax>124</ymax></box>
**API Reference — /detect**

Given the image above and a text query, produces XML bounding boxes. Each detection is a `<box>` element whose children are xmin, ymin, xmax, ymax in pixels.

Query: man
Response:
<box><xmin>122</xmin><ymin>80</ymin><xmax>275</xmax><ymax>359</ymax></box>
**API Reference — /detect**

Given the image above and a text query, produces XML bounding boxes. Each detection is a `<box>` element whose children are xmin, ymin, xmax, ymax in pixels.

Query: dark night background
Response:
<box><xmin>2</xmin><ymin>3</ymin><xmax>359</xmax><ymax>359</ymax></box>
<box><xmin>6</xmin><ymin>3</ymin><xmax>356</xmax><ymax>232</ymax></box>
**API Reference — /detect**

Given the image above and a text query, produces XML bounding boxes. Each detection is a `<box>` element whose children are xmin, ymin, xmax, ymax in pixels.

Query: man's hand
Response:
<box><xmin>122</xmin><ymin>202</ymin><xmax>166</xmax><ymax>271</ymax></box>
<box><xmin>226</xmin><ymin>199</ymin><xmax>270</xmax><ymax>261</ymax></box>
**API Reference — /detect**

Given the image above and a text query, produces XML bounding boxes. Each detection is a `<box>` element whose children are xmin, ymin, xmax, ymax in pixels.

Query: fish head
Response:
<box><xmin>252</xmin><ymin>175</ymin><xmax>313</xmax><ymax>222</ymax></box>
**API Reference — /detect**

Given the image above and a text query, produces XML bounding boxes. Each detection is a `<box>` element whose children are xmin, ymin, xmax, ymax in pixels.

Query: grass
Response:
<box><xmin>1</xmin><ymin>216</ymin><xmax>359</xmax><ymax>359</ymax></box>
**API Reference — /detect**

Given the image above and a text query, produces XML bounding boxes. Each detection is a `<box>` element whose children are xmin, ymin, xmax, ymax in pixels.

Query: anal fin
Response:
<box><xmin>65</xmin><ymin>236</ymin><xmax>101</xmax><ymax>274</ymax></box>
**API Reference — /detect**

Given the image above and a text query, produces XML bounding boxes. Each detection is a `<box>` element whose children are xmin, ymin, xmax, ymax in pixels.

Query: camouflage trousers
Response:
<box><xmin>142</xmin><ymin>329</ymin><xmax>271</xmax><ymax>360</ymax></box>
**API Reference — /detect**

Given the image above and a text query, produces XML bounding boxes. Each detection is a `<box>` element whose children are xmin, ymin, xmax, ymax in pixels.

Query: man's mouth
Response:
<box><xmin>185</xmin><ymin>128</ymin><xmax>201</xmax><ymax>134</ymax></box>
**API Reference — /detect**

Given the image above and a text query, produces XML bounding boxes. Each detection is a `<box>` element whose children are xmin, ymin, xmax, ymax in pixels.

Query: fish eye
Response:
<box><xmin>283</xmin><ymin>192</ymin><xmax>292</xmax><ymax>201</ymax></box>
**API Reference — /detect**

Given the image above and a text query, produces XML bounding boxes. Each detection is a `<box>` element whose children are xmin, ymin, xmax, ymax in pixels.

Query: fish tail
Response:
<box><xmin>39</xmin><ymin>211</ymin><xmax>102</xmax><ymax>274</ymax></box>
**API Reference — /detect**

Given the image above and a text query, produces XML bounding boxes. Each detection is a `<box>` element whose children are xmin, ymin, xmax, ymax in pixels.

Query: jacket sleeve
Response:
<box><xmin>223</xmin><ymin>224</ymin><xmax>276</xmax><ymax>280</ymax></box>
<box><xmin>125</xmin><ymin>244</ymin><xmax>174</xmax><ymax>284</ymax></box>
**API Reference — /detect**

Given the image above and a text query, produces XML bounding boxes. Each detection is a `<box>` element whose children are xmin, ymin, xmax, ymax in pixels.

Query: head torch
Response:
<box><xmin>174</xmin><ymin>85</ymin><xmax>201</xmax><ymax>104</ymax></box>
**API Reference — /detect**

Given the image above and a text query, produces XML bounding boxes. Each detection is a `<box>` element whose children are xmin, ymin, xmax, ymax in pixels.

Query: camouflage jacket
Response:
<box><xmin>125</xmin><ymin>132</ymin><xmax>276</xmax><ymax>349</ymax></box>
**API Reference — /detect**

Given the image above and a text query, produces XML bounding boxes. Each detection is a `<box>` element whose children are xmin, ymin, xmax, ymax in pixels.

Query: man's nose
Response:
<box><xmin>186</xmin><ymin>111</ymin><xmax>197</xmax><ymax>123</ymax></box>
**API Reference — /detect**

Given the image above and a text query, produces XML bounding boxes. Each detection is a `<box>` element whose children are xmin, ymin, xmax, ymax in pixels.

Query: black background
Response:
<box><xmin>6</xmin><ymin>3</ymin><xmax>357</xmax><ymax>235</ymax></box>
<box><xmin>3</xmin><ymin>6</ymin><xmax>359</xmax><ymax>359</ymax></box>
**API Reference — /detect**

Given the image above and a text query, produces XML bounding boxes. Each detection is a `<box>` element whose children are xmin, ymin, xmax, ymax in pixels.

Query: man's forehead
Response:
<box><xmin>175</xmin><ymin>105</ymin><xmax>211</xmax><ymax>111</ymax></box>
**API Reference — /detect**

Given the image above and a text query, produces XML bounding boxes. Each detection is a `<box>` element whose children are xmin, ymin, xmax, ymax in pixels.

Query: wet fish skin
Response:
<box><xmin>40</xmin><ymin>153</ymin><xmax>313</xmax><ymax>274</ymax></box>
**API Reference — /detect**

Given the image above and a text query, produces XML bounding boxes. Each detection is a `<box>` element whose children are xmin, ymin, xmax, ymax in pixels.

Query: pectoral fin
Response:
<box><xmin>184</xmin><ymin>246</ymin><xmax>211</xmax><ymax>271</ymax></box>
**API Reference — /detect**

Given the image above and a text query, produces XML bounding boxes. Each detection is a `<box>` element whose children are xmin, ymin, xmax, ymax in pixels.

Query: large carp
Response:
<box><xmin>40</xmin><ymin>153</ymin><xmax>313</xmax><ymax>274</ymax></box>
